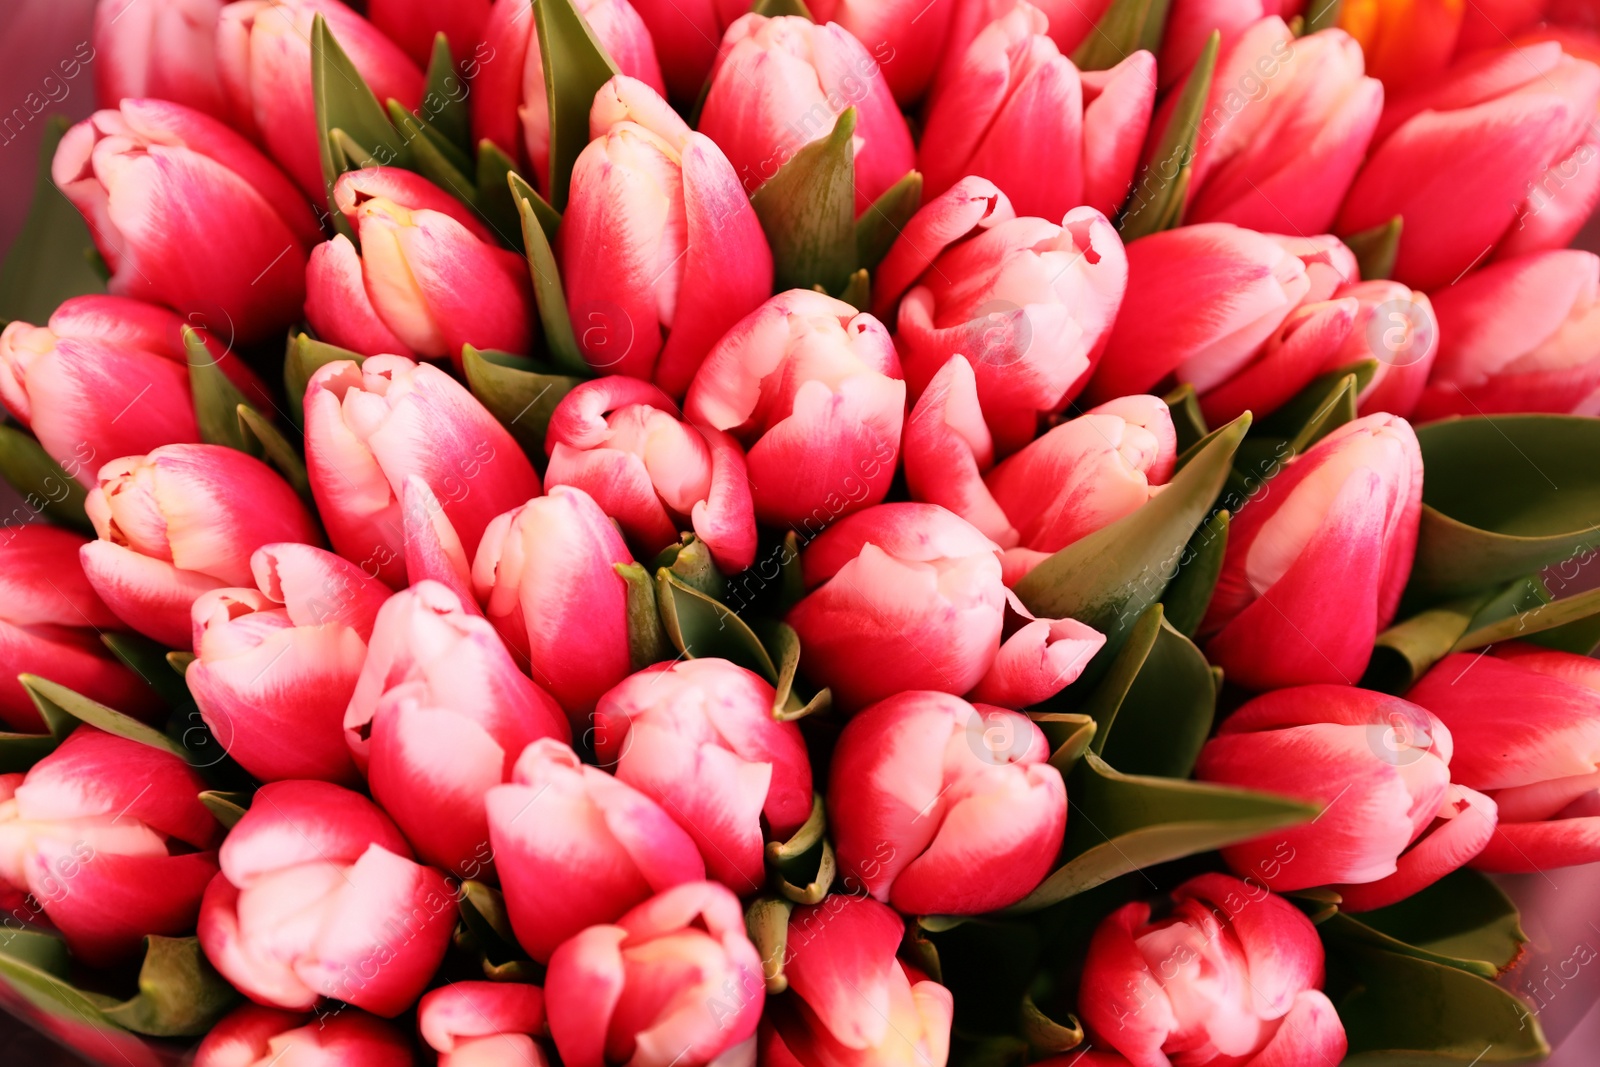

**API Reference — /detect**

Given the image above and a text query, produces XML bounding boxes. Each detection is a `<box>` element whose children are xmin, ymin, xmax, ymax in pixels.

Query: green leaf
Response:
<box><xmin>654</xmin><ymin>570</ymin><xmax>779</xmax><ymax>681</ymax></box>
<box><xmin>1163</xmin><ymin>382</ymin><xmax>1209</xmax><ymax>455</ymax></box>
<box><xmin>1331</xmin><ymin>869</ymin><xmax>1527</xmax><ymax>979</ymax></box>
<box><xmin>751</xmin><ymin>108</ymin><xmax>859</xmax><ymax>295</ymax></box>
<box><xmin>1452</xmin><ymin>583</ymin><xmax>1600</xmax><ymax>653</ymax></box>
<box><xmin>1030</xmin><ymin>712</ymin><xmax>1097</xmax><ymax>771</ymax></box>
<box><xmin>198</xmin><ymin>790</ymin><xmax>250</xmax><ymax>829</ymax></box>
<box><xmin>1344</xmin><ymin>215</ymin><xmax>1403</xmax><ymax>281</ymax></box>
<box><xmin>0</xmin><ymin>425</ymin><xmax>92</xmax><ymax>533</ymax></box>
<box><xmin>1364</xmin><ymin>592</ymin><xmax>1490</xmax><ymax>693</ymax></box>
<box><xmin>387</xmin><ymin>100</ymin><xmax>478</xmax><ymax>207</ymax></box>
<box><xmin>1231</xmin><ymin>361</ymin><xmax>1375</xmax><ymax>479</ymax></box>
<box><xmin>1073</xmin><ymin>0</ymin><xmax>1175</xmax><ymax>71</ymax></box>
<box><xmin>535</xmin><ymin>0</ymin><xmax>621</xmax><ymax>210</ymax></box>
<box><xmin>835</xmin><ymin>268</ymin><xmax>870</xmax><ymax>310</ymax></box>
<box><xmin>0</xmin><ymin>939</ymin><xmax>119</xmax><ymax>1032</ymax></box>
<box><xmin>1162</xmin><ymin>508</ymin><xmax>1228</xmax><ymax>637</ymax></box>
<box><xmin>1086</xmin><ymin>607</ymin><xmax>1217</xmax><ymax>778</ymax></box>
<box><xmin>0</xmin><ymin>929</ymin><xmax>70</xmax><ymax>977</ymax></box>
<box><xmin>752</xmin><ymin>0</ymin><xmax>814</xmax><ymax>15</ymax></box>
<box><xmin>509</xmin><ymin>173</ymin><xmax>588</xmax><ymax>376</ymax></box>
<box><xmin>0</xmin><ymin>116</ymin><xmax>106</xmax><ymax>323</ymax></box>
<box><xmin>654</xmin><ymin>534</ymin><xmax>727</xmax><ymax>599</ymax></box>
<box><xmin>745</xmin><ymin>896</ymin><xmax>794</xmax><ymax>993</ymax></box>
<box><xmin>312</xmin><ymin>13</ymin><xmax>411</xmax><ymax>222</ymax></box>
<box><xmin>766</xmin><ymin>794</ymin><xmax>835</xmax><ymax>904</ymax></box>
<box><xmin>101</xmin><ymin>633</ymin><xmax>187</xmax><ymax>709</ymax></box>
<box><xmin>185</xmin><ymin>328</ymin><xmax>254</xmax><ymax>453</ymax></box>
<box><xmin>101</xmin><ymin>936</ymin><xmax>238</xmax><ymax>1037</ymax></box>
<box><xmin>21</xmin><ymin>675</ymin><xmax>190</xmax><ymax>759</ymax></box>
<box><xmin>1119</xmin><ymin>31</ymin><xmax>1217</xmax><ymax>239</ymax></box>
<box><xmin>477</xmin><ymin>140</ymin><xmax>529</xmax><ymax>245</ymax></box>
<box><xmin>0</xmin><ymin>730</ymin><xmax>57</xmax><ymax>773</ymax></box>
<box><xmin>615</xmin><ymin>562</ymin><xmax>671</xmax><ymax>671</ymax></box>
<box><xmin>1020</xmin><ymin>994</ymin><xmax>1083</xmax><ymax>1055</ymax></box>
<box><xmin>1008</xmin><ymin>751</ymin><xmax>1317</xmax><ymax>910</ymax></box>
<box><xmin>462</xmin><ymin>344</ymin><xmax>583</xmax><ymax>457</ymax></box>
<box><xmin>855</xmin><ymin>171</ymin><xmax>922</xmax><ymax>273</ymax></box>
<box><xmin>167</xmin><ymin>651</ymin><xmax>195</xmax><ymax>676</ymax></box>
<box><xmin>237</xmin><ymin>405</ymin><xmax>312</xmax><ymax>503</ymax></box>
<box><xmin>420</xmin><ymin>33</ymin><xmax>471</xmax><ymax>151</ymax></box>
<box><xmin>284</xmin><ymin>333</ymin><xmax>363</xmax><ymax>426</ymax></box>
<box><xmin>460</xmin><ymin>881</ymin><xmax>519</xmax><ymax>946</ymax></box>
<box><xmin>1304</xmin><ymin>0</ymin><xmax>1345</xmax><ymax>33</ymax></box>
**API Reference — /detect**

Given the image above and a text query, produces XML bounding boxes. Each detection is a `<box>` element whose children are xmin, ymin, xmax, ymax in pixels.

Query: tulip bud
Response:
<box><xmin>559</xmin><ymin>76</ymin><xmax>773</xmax><ymax>394</ymax></box>
<box><xmin>788</xmin><ymin>503</ymin><xmax>1102</xmax><ymax>709</ymax></box>
<box><xmin>920</xmin><ymin>4</ymin><xmax>1155</xmax><ymax>220</ymax></box>
<box><xmin>472</xmin><ymin>486</ymin><xmax>635</xmax><ymax>719</ymax></box>
<box><xmin>94</xmin><ymin>0</ymin><xmax>229</xmax><ymax>119</ymax></box>
<box><xmin>828</xmin><ymin>691</ymin><xmax>1064</xmax><ymax>914</ymax></box>
<box><xmin>1078</xmin><ymin>873</ymin><xmax>1347</xmax><ymax>1067</ymax></box>
<box><xmin>367</xmin><ymin>0</ymin><xmax>492</xmax><ymax>67</ymax></box>
<box><xmin>52</xmin><ymin>99</ymin><xmax>321</xmax><ymax>343</ymax></box>
<box><xmin>194</xmin><ymin>1005</ymin><xmax>414</xmax><ymax>1067</ymax></box>
<box><xmin>0</xmin><ymin>727</ymin><xmax>221</xmax><ymax>966</ymax></box>
<box><xmin>473</xmin><ymin>0</ymin><xmax>665</xmax><ymax>197</ymax></box>
<box><xmin>592</xmin><ymin>658</ymin><xmax>813</xmax><ymax>891</ymax></box>
<box><xmin>1414</xmin><ymin>250</ymin><xmax>1600</xmax><ymax>420</ymax></box>
<box><xmin>1337</xmin><ymin>0</ymin><xmax>1464</xmax><ymax>96</ymax></box>
<box><xmin>0</xmin><ymin>525</ymin><xmax>163</xmax><ymax>732</ymax></box>
<box><xmin>198</xmin><ymin>780</ymin><xmax>455</xmax><ymax>1016</ymax></box>
<box><xmin>1200</xmin><ymin>414</ymin><xmax>1421</xmax><ymax>691</ymax></box>
<box><xmin>936</xmin><ymin>0</ymin><xmax>1114</xmax><ymax>96</ymax></box>
<box><xmin>545</xmin><ymin>376</ymin><xmax>757</xmax><ymax>572</ymax></box>
<box><xmin>421</xmin><ymin>982</ymin><xmax>548</xmax><ymax>1067</ymax></box>
<box><xmin>217</xmin><ymin>0</ymin><xmax>424</xmax><ymax>203</ymax></box>
<box><xmin>1323</xmin><ymin>279</ymin><xmax>1439</xmax><ymax>418</ymax></box>
<box><xmin>684</xmin><ymin>289</ymin><xmax>905</xmax><ymax>530</ymax></box>
<box><xmin>305</xmin><ymin>168</ymin><xmax>536</xmax><ymax>365</ymax></box>
<box><xmin>81</xmin><ymin>443</ymin><xmax>321</xmax><ymax>648</ymax></box>
<box><xmin>1194</xmin><ymin>685</ymin><xmax>1499</xmax><ymax>911</ymax></box>
<box><xmin>486</xmin><ymin>739</ymin><xmax>706</xmax><ymax>961</ymax></box>
<box><xmin>698</xmin><ymin>14</ymin><xmax>916</xmax><ymax>212</ymax></box>
<box><xmin>344</xmin><ymin>581</ymin><xmax>569</xmax><ymax>877</ymax></box>
<box><xmin>188</xmin><ymin>544</ymin><xmax>389</xmax><ymax>785</ymax></box>
<box><xmin>806</xmin><ymin>0</ymin><xmax>957</xmax><ymax>104</ymax></box>
<box><xmin>545</xmin><ymin>881</ymin><xmax>763</xmax><ymax>1067</ymax></box>
<box><xmin>1161</xmin><ymin>0</ymin><xmax>1306</xmax><ymax>89</ymax></box>
<box><xmin>304</xmin><ymin>355</ymin><xmax>542</xmax><ymax>588</ymax></box>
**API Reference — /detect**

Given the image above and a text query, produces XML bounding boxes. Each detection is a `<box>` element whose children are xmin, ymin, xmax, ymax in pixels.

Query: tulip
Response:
<box><xmin>81</xmin><ymin>443</ymin><xmax>321</xmax><ymax>648</ymax></box>
<box><xmin>187</xmin><ymin>544</ymin><xmax>389</xmax><ymax>785</ymax></box>
<box><xmin>217</xmin><ymin>0</ymin><xmax>423</xmax><ymax>203</ymax></box>
<box><xmin>1200</xmin><ymin>414</ymin><xmax>1421</xmax><ymax>691</ymax></box>
<box><xmin>1337</xmin><ymin>42</ymin><xmax>1600</xmax><ymax>291</ymax></box>
<box><xmin>304</xmin><ymin>354</ymin><xmax>541</xmax><ymax>588</ymax></box>
<box><xmin>1408</xmin><ymin>645</ymin><xmax>1600</xmax><ymax>873</ymax></box>
<box><xmin>486</xmin><ymin>739</ymin><xmax>706</xmax><ymax>961</ymax></box>
<box><xmin>421</xmin><ymin>982</ymin><xmax>548</xmax><ymax>1067</ymax></box>
<box><xmin>1078</xmin><ymin>873</ymin><xmax>1346</xmax><ymax>1067</ymax></box>
<box><xmin>193</xmin><ymin>1005</ymin><xmax>413</xmax><ymax>1067</ymax></box>
<box><xmin>626</xmin><ymin>0</ymin><xmax>749</xmax><ymax>103</ymax></box>
<box><xmin>52</xmin><ymin>99</ymin><xmax>321</xmax><ymax>344</ymax></box>
<box><xmin>828</xmin><ymin>691</ymin><xmax>1065</xmax><ymax>914</ymax></box>
<box><xmin>472</xmin><ymin>486</ymin><xmax>635</xmax><ymax>718</ymax></box>
<box><xmin>1160</xmin><ymin>0</ymin><xmax>1306</xmax><ymax>89</ymax></box>
<box><xmin>344</xmin><ymin>581</ymin><xmax>569</xmax><ymax>877</ymax></box>
<box><xmin>367</xmin><ymin>0</ymin><xmax>493</xmax><ymax>67</ymax></box>
<box><xmin>763</xmin><ymin>895</ymin><xmax>953</xmax><ymax>1067</ymax></box>
<box><xmin>788</xmin><ymin>503</ymin><xmax>1104</xmax><ymax>709</ymax></box>
<box><xmin>806</xmin><ymin>0</ymin><xmax>956</xmax><ymax>104</ymax></box>
<box><xmin>1194</xmin><ymin>685</ymin><xmax>1499</xmax><ymax>911</ymax></box>
<box><xmin>559</xmin><ymin>76</ymin><xmax>773</xmax><ymax>395</ymax></box>
<box><xmin>592</xmin><ymin>658</ymin><xmax>813</xmax><ymax>891</ymax></box>
<box><xmin>94</xmin><ymin>0</ymin><xmax>229</xmax><ymax>119</ymax></box>
<box><xmin>1322</xmin><ymin>279</ymin><xmax>1439</xmax><ymax>418</ymax></box>
<box><xmin>1414</xmin><ymin>249</ymin><xmax>1600</xmax><ymax>420</ymax></box>
<box><xmin>473</xmin><ymin>0</ymin><xmax>665</xmax><ymax>198</ymax></box>
<box><xmin>936</xmin><ymin>0</ymin><xmax>1113</xmax><ymax>95</ymax></box>
<box><xmin>305</xmin><ymin>167</ymin><xmax>535</xmax><ymax>365</ymax></box>
<box><xmin>877</xmin><ymin>181</ymin><xmax>1128</xmax><ymax>454</ymax></box>
<box><xmin>544</xmin><ymin>881</ymin><xmax>763</xmax><ymax>1067</ymax></box>
<box><xmin>1337</xmin><ymin>0</ymin><xmax>1465</xmax><ymax>96</ymax></box>
<box><xmin>919</xmin><ymin>4</ymin><xmax>1156</xmax><ymax>221</ymax></box>
<box><xmin>698</xmin><ymin>14</ymin><xmax>916</xmax><ymax>213</ymax></box>
<box><xmin>198</xmin><ymin>780</ymin><xmax>455</xmax><ymax>1016</ymax></box>
<box><xmin>545</xmin><ymin>376</ymin><xmax>757</xmax><ymax>571</ymax></box>
<box><xmin>0</xmin><ymin>525</ymin><xmax>163</xmax><ymax>733</ymax></box>
<box><xmin>683</xmin><ymin>289</ymin><xmax>906</xmax><ymax>530</ymax></box>
<box><xmin>0</xmin><ymin>727</ymin><xmax>220</xmax><ymax>966</ymax></box>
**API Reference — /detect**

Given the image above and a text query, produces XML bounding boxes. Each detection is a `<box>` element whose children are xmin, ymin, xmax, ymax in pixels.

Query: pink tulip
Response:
<box><xmin>0</xmin><ymin>525</ymin><xmax>162</xmax><ymax>732</ymax></box>
<box><xmin>698</xmin><ymin>14</ymin><xmax>916</xmax><ymax>212</ymax></box>
<box><xmin>306</xmin><ymin>167</ymin><xmax>534</xmax><ymax>366</ymax></box>
<box><xmin>473</xmin><ymin>0</ymin><xmax>665</xmax><ymax>198</ymax></box>
<box><xmin>304</xmin><ymin>354</ymin><xmax>541</xmax><ymax>588</ymax></box>
<box><xmin>763</xmin><ymin>896</ymin><xmax>953</xmax><ymax>1067</ymax></box>
<box><xmin>877</xmin><ymin>180</ymin><xmax>1128</xmax><ymax>454</ymax></box>
<box><xmin>544</xmin><ymin>881</ymin><xmax>763</xmax><ymax>1067</ymax></box>
<box><xmin>367</xmin><ymin>0</ymin><xmax>492</xmax><ymax>67</ymax></box>
<box><xmin>920</xmin><ymin>4</ymin><xmax>1155</xmax><ymax>220</ymax></box>
<box><xmin>1414</xmin><ymin>249</ymin><xmax>1600</xmax><ymax>420</ymax></box>
<box><xmin>194</xmin><ymin>1005</ymin><xmax>413</xmax><ymax>1067</ymax></box>
<box><xmin>198</xmin><ymin>780</ymin><xmax>454</xmax><ymax>1016</ymax></box>
<box><xmin>1200</xmin><ymin>414</ymin><xmax>1421</xmax><ymax>691</ymax></box>
<box><xmin>559</xmin><ymin>76</ymin><xmax>773</xmax><ymax>395</ymax></box>
<box><xmin>828</xmin><ymin>691</ymin><xmax>1065</xmax><ymax>914</ymax></box>
<box><xmin>545</xmin><ymin>376</ymin><xmax>757</xmax><ymax>572</ymax></box>
<box><xmin>81</xmin><ymin>443</ymin><xmax>321</xmax><ymax>648</ymax></box>
<box><xmin>935</xmin><ymin>0</ymin><xmax>1113</xmax><ymax>95</ymax></box>
<box><xmin>683</xmin><ymin>289</ymin><xmax>905</xmax><ymax>530</ymax></box>
<box><xmin>1078</xmin><ymin>873</ymin><xmax>1346</xmax><ymax>1067</ymax></box>
<box><xmin>1161</xmin><ymin>0</ymin><xmax>1306</xmax><ymax>89</ymax></box>
<box><xmin>52</xmin><ymin>99</ymin><xmax>320</xmax><ymax>344</ymax></box>
<box><xmin>94</xmin><ymin>0</ymin><xmax>229</xmax><ymax>118</ymax></box>
<box><xmin>343</xmin><ymin>581</ymin><xmax>569</xmax><ymax>877</ymax></box>
<box><xmin>591</xmin><ymin>658</ymin><xmax>813</xmax><ymax>892</ymax></box>
<box><xmin>421</xmin><ymin>982</ymin><xmax>548</xmax><ymax>1067</ymax></box>
<box><xmin>807</xmin><ymin>0</ymin><xmax>957</xmax><ymax>104</ymax></box>
<box><xmin>472</xmin><ymin>486</ymin><xmax>635</xmax><ymax>719</ymax></box>
<box><xmin>217</xmin><ymin>0</ymin><xmax>423</xmax><ymax>203</ymax></box>
<box><xmin>788</xmin><ymin>503</ymin><xmax>1103</xmax><ymax>710</ymax></box>
<box><xmin>626</xmin><ymin>0</ymin><xmax>749</xmax><ymax>103</ymax></box>
<box><xmin>0</xmin><ymin>727</ymin><xmax>220</xmax><ymax>966</ymax></box>
<box><xmin>1338</xmin><ymin>42</ymin><xmax>1600</xmax><ymax>290</ymax></box>
<box><xmin>486</xmin><ymin>739</ymin><xmax>706</xmax><ymax>962</ymax></box>
<box><xmin>188</xmin><ymin>544</ymin><xmax>389</xmax><ymax>785</ymax></box>
<box><xmin>1194</xmin><ymin>685</ymin><xmax>1499</xmax><ymax>911</ymax></box>
<box><xmin>1322</xmin><ymin>279</ymin><xmax>1439</xmax><ymax>419</ymax></box>
<box><xmin>1408</xmin><ymin>645</ymin><xmax>1600</xmax><ymax>873</ymax></box>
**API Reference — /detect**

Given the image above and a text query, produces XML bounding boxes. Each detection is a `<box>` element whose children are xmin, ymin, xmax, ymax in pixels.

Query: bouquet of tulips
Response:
<box><xmin>4</xmin><ymin>0</ymin><xmax>1600</xmax><ymax>1063</ymax></box>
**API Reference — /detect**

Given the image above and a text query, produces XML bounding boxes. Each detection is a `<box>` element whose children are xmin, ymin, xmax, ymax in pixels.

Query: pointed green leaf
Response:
<box><xmin>536</xmin><ymin>0</ymin><xmax>621</xmax><ymax>210</ymax></box>
<box><xmin>1525</xmin><ymin>608</ymin><xmax>1600</xmax><ymax>655</ymax></box>
<box><xmin>330</xmin><ymin>127</ymin><xmax>381</xmax><ymax>172</ymax></box>
<box><xmin>0</xmin><ymin>929</ymin><xmax>70</xmax><ymax>977</ymax></box>
<box><xmin>237</xmin><ymin>405</ymin><xmax>312</xmax><ymax>503</ymax></box>
<box><xmin>462</xmin><ymin>344</ymin><xmax>582</xmax><ymax>457</ymax></box>
<box><xmin>0</xmin><ymin>941</ymin><xmax>119</xmax><ymax>1033</ymax></box>
<box><xmin>285</xmin><ymin>333</ymin><xmax>363</xmax><ymax>426</ymax></box>
<box><xmin>763</xmin><ymin>621</ymin><xmax>803</xmax><ymax>715</ymax></box>
<box><xmin>615</xmin><ymin>562</ymin><xmax>671</xmax><ymax>671</ymax></box>
<box><xmin>477</xmin><ymin>139</ymin><xmax>530</xmax><ymax>244</ymax></box>
<box><xmin>655</xmin><ymin>570</ymin><xmax>779</xmax><ymax>681</ymax></box>
<box><xmin>21</xmin><ymin>675</ymin><xmax>190</xmax><ymax>758</ymax></box>
<box><xmin>1231</xmin><ymin>361</ymin><xmax>1376</xmax><ymax>485</ymax></box>
<box><xmin>1364</xmin><ymin>591</ymin><xmax>1491</xmax><ymax>693</ymax></box>
<box><xmin>510</xmin><ymin>173</ymin><xmax>589</xmax><ymax>376</ymax></box>
<box><xmin>751</xmin><ymin>108</ymin><xmax>859</xmax><ymax>294</ymax></box>
<box><xmin>1031</xmin><ymin>712</ymin><xmax>1097</xmax><ymax>772</ymax></box>
<box><xmin>1094</xmin><ymin>611</ymin><xmax>1216</xmax><ymax>778</ymax></box>
<box><xmin>312</xmin><ymin>13</ymin><xmax>411</xmax><ymax>216</ymax></box>
<box><xmin>767</xmin><ymin>797</ymin><xmax>835</xmax><ymax>904</ymax></box>
<box><xmin>198</xmin><ymin>790</ymin><xmax>250</xmax><ymax>829</ymax></box>
<box><xmin>745</xmin><ymin>896</ymin><xmax>794</xmax><ymax>993</ymax></box>
<box><xmin>774</xmin><ymin>840</ymin><xmax>835</xmax><ymax>904</ymax></box>
<box><xmin>1078</xmin><ymin>603</ymin><xmax>1163</xmax><ymax>750</ymax></box>
<box><xmin>752</xmin><ymin>0</ymin><xmax>813</xmax><ymax>16</ymax></box>
<box><xmin>101</xmin><ymin>633</ymin><xmax>187</xmax><ymax>709</ymax></box>
<box><xmin>168</xmin><ymin>651</ymin><xmax>195</xmax><ymax>676</ymax></box>
<box><xmin>1020</xmin><ymin>994</ymin><xmax>1083</xmax><ymax>1055</ymax></box>
<box><xmin>185</xmin><ymin>328</ymin><xmax>255</xmax><ymax>453</ymax></box>
<box><xmin>1331</xmin><ymin>869</ymin><xmax>1527</xmax><ymax>979</ymax></box>
<box><xmin>654</xmin><ymin>534</ymin><xmax>727</xmax><ymax>599</ymax></box>
<box><xmin>1162</xmin><ymin>508</ymin><xmax>1228</xmax><ymax>637</ymax></box>
<box><xmin>1344</xmin><ymin>215</ymin><xmax>1403</xmax><ymax>281</ymax></box>
<box><xmin>1163</xmin><ymin>382</ymin><xmax>1208</xmax><ymax>455</ymax></box>
<box><xmin>0</xmin><ymin>425</ymin><xmax>92</xmax><ymax>533</ymax></box>
<box><xmin>421</xmin><ymin>33</ymin><xmax>471</xmax><ymax>151</ymax></box>
<box><xmin>1452</xmin><ymin>582</ymin><xmax>1600</xmax><ymax>653</ymax></box>
<box><xmin>1119</xmin><ymin>31</ymin><xmax>1217</xmax><ymax>239</ymax></box>
<box><xmin>0</xmin><ymin>116</ymin><xmax>105</xmax><ymax>322</ymax></box>
<box><xmin>0</xmin><ymin>730</ymin><xmax>57</xmax><ymax>773</ymax></box>
<box><xmin>101</xmin><ymin>936</ymin><xmax>238</xmax><ymax>1037</ymax></box>
<box><xmin>835</xmin><ymin>267</ymin><xmax>870</xmax><ymax>308</ymax></box>
<box><xmin>855</xmin><ymin>170</ymin><xmax>922</xmax><ymax>272</ymax></box>
<box><xmin>1073</xmin><ymin>0</ymin><xmax>1175</xmax><ymax>71</ymax></box>
<box><xmin>387</xmin><ymin>99</ymin><xmax>478</xmax><ymax>207</ymax></box>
